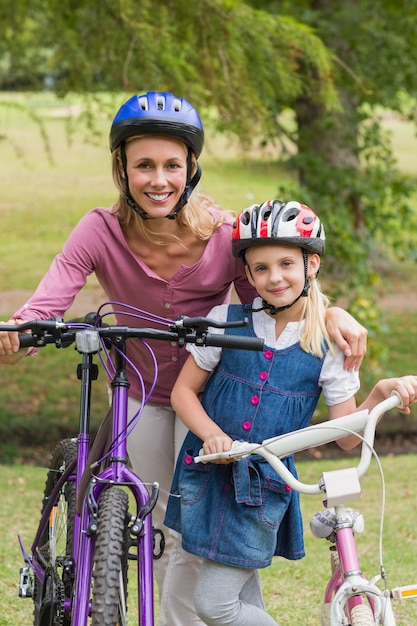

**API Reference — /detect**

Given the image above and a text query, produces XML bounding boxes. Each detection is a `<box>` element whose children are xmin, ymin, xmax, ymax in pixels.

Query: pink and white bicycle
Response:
<box><xmin>196</xmin><ymin>393</ymin><xmax>417</xmax><ymax>625</ymax></box>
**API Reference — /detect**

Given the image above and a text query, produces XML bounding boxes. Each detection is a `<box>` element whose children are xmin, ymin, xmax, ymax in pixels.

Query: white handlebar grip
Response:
<box><xmin>390</xmin><ymin>389</ymin><xmax>404</xmax><ymax>409</ymax></box>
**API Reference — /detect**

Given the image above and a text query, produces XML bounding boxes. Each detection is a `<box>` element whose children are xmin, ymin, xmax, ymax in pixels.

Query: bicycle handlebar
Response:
<box><xmin>195</xmin><ymin>392</ymin><xmax>403</xmax><ymax>496</ymax></box>
<box><xmin>0</xmin><ymin>314</ymin><xmax>265</xmax><ymax>352</ymax></box>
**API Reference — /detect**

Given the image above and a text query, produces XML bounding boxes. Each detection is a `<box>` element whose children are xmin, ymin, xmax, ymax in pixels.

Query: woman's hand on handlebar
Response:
<box><xmin>0</xmin><ymin>319</ymin><xmax>30</xmax><ymax>364</ymax></box>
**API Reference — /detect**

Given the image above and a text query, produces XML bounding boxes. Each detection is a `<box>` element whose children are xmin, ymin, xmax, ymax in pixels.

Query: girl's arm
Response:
<box><xmin>171</xmin><ymin>354</ymin><xmax>234</xmax><ymax>457</ymax></box>
<box><xmin>325</xmin><ymin>307</ymin><xmax>367</xmax><ymax>372</ymax></box>
<box><xmin>328</xmin><ymin>375</ymin><xmax>417</xmax><ymax>450</ymax></box>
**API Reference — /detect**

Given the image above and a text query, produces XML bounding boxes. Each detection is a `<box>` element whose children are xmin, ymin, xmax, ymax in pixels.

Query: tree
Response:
<box><xmin>261</xmin><ymin>0</ymin><xmax>417</xmax><ymax>370</ymax></box>
<box><xmin>3</xmin><ymin>0</ymin><xmax>417</xmax><ymax>372</ymax></box>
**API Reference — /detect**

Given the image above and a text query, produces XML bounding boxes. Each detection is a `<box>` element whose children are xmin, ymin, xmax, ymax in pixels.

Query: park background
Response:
<box><xmin>1</xmin><ymin>1</ymin><xmax>417</xmax><ymax>623</ymax></box>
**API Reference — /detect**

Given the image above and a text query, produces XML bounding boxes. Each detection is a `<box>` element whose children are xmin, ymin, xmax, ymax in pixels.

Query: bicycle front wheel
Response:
<box><xmin>350</xmin><ymin>603</ymin><xmax>376</xmax><ymax>625</ymax></box>
<box><xmin>90</xmin><ymin>487</ymin><xmax>129</xmax><ymax>626</ymax></box>
<box><xmin>34</xmin><ymin>438</ymin><xmax>77</xmax><ymax>626</ymax></box>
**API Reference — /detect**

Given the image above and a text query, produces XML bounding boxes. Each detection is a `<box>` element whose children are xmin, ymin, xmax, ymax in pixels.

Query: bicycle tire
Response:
<box><xmin>90</xmin><ymin>487</ymin><xmax>129</xmax><ymax>626</ymax></box>
<box><xmin>320</xmin><ymin>602</ymin><xmax>331</xmax><ymax>626</ymax></box>
<box><xmin>350</xmin><ymin>603</ymin><xmax>376</xmax><ymax>625</ymax></box>
<box><xmin>33</xmin><ymin>438</ymin><xmax>77</xmax><ymax>626</ymax></box>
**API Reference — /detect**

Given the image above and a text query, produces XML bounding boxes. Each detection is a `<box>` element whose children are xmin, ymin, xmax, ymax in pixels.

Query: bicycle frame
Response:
<box><xmin>11</xmin><ymin>309</ymin><xmax>264</xmax><ymax>625</ymax></box>
<box><xmin>196</xmin><ymin>394</ymin><xmax>417</xmax><ymax>626</ymax></box>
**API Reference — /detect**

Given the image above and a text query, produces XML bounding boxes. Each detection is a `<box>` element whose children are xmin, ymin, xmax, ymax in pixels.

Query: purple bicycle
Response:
<box><xmin>3</xmin><ymin>302</ymin><xmax>263</xmax><ymax>626</ymax></box>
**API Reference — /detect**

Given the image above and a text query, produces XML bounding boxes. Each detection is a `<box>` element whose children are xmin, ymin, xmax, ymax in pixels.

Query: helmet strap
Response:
<box><xmin>166</xmin><ymin>154</ymin><xmax>202</xmax><ymax>219</ymax></box>
<box><xmin>120</xmin><ymin>143</ymin><xmax>201</xmax><ymax>221</ymax></box>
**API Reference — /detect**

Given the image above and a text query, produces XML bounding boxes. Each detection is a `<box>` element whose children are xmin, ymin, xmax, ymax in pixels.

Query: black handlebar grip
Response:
<box><xmin>18</xmin><ymin>333</ymin><xmax>38</xmax><ymax>348</ymax></box>
<box><xmin>204</xmin><ymin>333</ymin><xmax>264</xmax><ymax>351</ymax></box>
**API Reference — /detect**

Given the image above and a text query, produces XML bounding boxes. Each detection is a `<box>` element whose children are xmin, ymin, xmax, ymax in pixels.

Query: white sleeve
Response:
<box><xmin>319</xmin><ymin>347</ymin><xmax>360</xmax><ymax>406</ymax></box>
<box><xmin>186</xmin><ymin>304</ymin><xmax>228</xmax><ymax>372</ymax></box>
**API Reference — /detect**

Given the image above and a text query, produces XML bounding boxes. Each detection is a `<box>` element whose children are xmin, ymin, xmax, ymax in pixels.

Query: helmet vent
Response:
<box><xmin>241</xmin><ymin>211</ymin><xmax>251</xmax><ymax>226</ymax></box>
<box><xmin>156</xmin><ymin>95</ymin><xmax>166</xmax><ymax>110</ymax></box>
<box><xmin>173</xmin><ymin>98</ymin><xmax>182</xmax><ymax>111</ymax></box>
<box><xmin>282</xmin><ymin>208</ymin><xmax>299</xmax><ymax>222</ymax></box>
<box><xmin>138</xmin><ymin>96</ymin><xmax>149</xmax><ymax>110</ymax></box>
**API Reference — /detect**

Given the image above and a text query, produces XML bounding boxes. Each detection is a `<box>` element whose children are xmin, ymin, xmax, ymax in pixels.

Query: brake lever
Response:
<box><xmin>174</xmin><ymin>315</ymin><xmax>249</xmax><ymax>333</ymax></box>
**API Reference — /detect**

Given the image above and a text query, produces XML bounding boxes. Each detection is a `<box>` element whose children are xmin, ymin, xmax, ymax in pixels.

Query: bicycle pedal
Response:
<box><xmin>392</xmin><ymin>584</ymin><xmax>417</xmax><ymax>600</ymax></box>
<box><xmin>18</xmin><ymin>567</ymin><xmax>33</xmax><ymax>598</ymax></box>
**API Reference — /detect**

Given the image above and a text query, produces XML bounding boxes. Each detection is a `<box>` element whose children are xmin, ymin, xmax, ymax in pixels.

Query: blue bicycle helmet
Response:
<box><xmin>110</xmin><ymin>91</ymin><xmax>204</xmax><ymax>220</ymax></box>
<box><xmin>110</xmin><ymin>92</ymin><xmax>204</xmax><ymax>156</ymax></box>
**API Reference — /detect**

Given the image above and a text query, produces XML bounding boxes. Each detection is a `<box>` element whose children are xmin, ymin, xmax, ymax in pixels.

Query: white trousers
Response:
<box><xmin>126</xmin><ymin>400</ymin><xmax>205</xmax><ymax>625</ymax></box>
<box><xmin>195</xmin><ymin>561</ymin><xmax>276</xmax><ymax>625</ymax></box>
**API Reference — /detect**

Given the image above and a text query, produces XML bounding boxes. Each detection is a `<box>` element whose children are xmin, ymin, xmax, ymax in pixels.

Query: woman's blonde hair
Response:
<box><xmin>111</xmin><ymin>137</ymin><xmax>226</xmax><ymax>245</ymax></box>
<box><xmin>299</xmin><ymin>272</ymin><xmax>333</xmax><ymax>358</ymax></box>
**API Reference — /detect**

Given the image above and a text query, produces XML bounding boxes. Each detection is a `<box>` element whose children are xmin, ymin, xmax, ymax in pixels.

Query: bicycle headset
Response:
<box><xmin>110</xmin><ymin>91</ymin><xmax>204</xmax><ymax>220</ymax></box>
<box><xmin>231</xmin><ymin>199</ymin><xmax>326</xmax><ymax>315</ymax></box>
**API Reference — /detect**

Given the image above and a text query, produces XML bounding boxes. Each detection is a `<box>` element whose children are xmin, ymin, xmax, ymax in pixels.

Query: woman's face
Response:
<box><xmin>124</xmin><ymin>135</ymin><xmax>188</xmax><ymax>219</ymax></box>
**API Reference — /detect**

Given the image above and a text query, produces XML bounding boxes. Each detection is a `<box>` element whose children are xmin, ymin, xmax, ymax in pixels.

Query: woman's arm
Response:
<box><xmin>326</xmin><ymin>307</ymin><xmax>367</xmax><ymax>371</ymax></box>
<box><xmin>171</xmin><ymin>354</ymin><xmax>233</xmax><ymax>457</ymax></box>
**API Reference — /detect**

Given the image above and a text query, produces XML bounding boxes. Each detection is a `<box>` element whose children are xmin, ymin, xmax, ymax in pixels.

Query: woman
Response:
<box><xmin>0</xmin><ymin>92</ymin><xmax>366</xmax><ymax>625</ymax></box>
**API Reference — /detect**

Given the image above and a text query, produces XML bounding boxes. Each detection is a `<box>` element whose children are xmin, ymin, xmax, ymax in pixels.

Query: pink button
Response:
<box><xmin>259</xmin><ymin>371</ymin><xmax>268</xmax><ymax>381</ymax></box>
<box><xmin>285</xmin><ymin>485</ymin><xmax>292</xmax><ymax>492</ymax></box>
<box><xmin>264</xmin><ymin>350</ymin><xmax>273</xmax><ymax>359</ymax></box>
<box><xmin>250</xmin><ymin>396</ymin><xmax>259</xmax><ymax>405</ymax></box>
<box><xmin>243</xmin><ymin>421</ymin><xmax>251</xmax><ymax>431</ymax></box>
<box><xmin>185</xmin><ymin>455</ymin><xmax>193</xmax><ymax>465</ymax></box>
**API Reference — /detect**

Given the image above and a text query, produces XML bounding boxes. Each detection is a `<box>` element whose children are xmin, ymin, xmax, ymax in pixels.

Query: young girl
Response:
<box><xmin>165</xmin><ymin>199</ymin><xmax>417</xmax><ymax>626</ymax></box>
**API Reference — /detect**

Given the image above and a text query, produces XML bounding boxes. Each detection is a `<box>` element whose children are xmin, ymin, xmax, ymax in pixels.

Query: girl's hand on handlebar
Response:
<box><xmin>364</xmin><ymin>375</ymin><xmax>417</xmax><ymax>415</ymax></box>
<box><xmin>0</xmin><ymin>319</ymin><xmax>30</xmax><ymax>364</ymax></box>
<box><xmin>380</xmin><ymin>375</ymin><xmax>417</xmax><ymax>415</ymax></box>
<box><xmin>202</xmin><ymin>434</ymin><xmax>235</xmax><ymax>464</ymax></box>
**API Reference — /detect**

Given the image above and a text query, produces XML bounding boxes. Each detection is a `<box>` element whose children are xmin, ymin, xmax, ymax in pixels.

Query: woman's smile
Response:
<box><xmin>125</xmin><ymin>135</ymin><xmax>188</xmax><ymax>218</ymax></box>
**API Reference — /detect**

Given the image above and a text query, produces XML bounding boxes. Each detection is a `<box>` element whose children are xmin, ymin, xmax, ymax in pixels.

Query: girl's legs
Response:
<box><xmin>126</xmin><ymin>400</ymin><xmax>205</xmax><ymax>625</ymax></box>
<box><xmin>195</xmin><ymin>560</ymin><xmax>278</xmax><ymax>626</ymax></box>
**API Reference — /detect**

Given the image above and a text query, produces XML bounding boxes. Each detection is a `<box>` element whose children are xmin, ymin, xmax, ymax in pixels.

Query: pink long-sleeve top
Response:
<box><xmin>13</xmin><ymin>207</ymin><xmax>256</xmax><ymax>405</ymax></box>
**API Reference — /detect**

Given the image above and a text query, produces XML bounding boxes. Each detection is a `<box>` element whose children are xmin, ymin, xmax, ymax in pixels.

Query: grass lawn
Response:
<box><xmin>2</xmin><ymin>453</ymin><xmax>417</xmax><ymax>624</ymax></box>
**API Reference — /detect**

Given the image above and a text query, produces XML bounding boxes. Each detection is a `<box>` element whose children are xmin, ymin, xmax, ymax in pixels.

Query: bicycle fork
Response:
<box><xmin>71</xmin><ymin>336</ymin><xmax>158</xmax><ymax>626</ymax></box>
<box><xmin>325</xmin><ymin>505</ymin><xmax>396</xmax><ymax>625</ymax></box>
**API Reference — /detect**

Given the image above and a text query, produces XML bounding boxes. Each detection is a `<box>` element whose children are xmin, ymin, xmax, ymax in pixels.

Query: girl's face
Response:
<box><xmin>124</xmin><ymin>135</ymin><xmax>188</xmax><ymax>219</ymax></box>
<box><xmin>244</xmin><ymin>244</ymin><xmax>320</xmax><ymax>315</ymax></box>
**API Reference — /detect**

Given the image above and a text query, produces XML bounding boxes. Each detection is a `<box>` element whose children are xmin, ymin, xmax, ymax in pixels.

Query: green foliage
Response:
<box><xmin>0</xmin><ymin>348</ymin><xmax>109</xmax><ymax>463</ymax></box>
<box><xmin>1</xmin><ymin>1</ymin><xmax>337</xmax><ymax>137</ymax></box>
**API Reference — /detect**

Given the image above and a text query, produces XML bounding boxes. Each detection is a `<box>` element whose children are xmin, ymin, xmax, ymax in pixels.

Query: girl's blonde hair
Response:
<box><xmin>110</xmin><ymin>138</ymin><xmax>226</xmax><ymax>245</ymax></box>
<box><xmin>299</xmin><ymin>273</ymin><xmax>333</xmax><ymax>358</ymax></box>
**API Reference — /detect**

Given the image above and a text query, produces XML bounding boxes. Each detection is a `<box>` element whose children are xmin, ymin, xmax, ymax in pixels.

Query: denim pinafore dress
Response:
<box><xmin>165</xmin><ymin>305</ymin><xmax>326</xmax><ymax>569</ymax></box>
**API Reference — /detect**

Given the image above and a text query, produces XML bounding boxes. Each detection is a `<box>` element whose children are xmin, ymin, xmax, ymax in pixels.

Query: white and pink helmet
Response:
<box><xmin>232</xmin><ymin>200</ymin><xmax>325</xmax><ymax>258</ymax></box>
